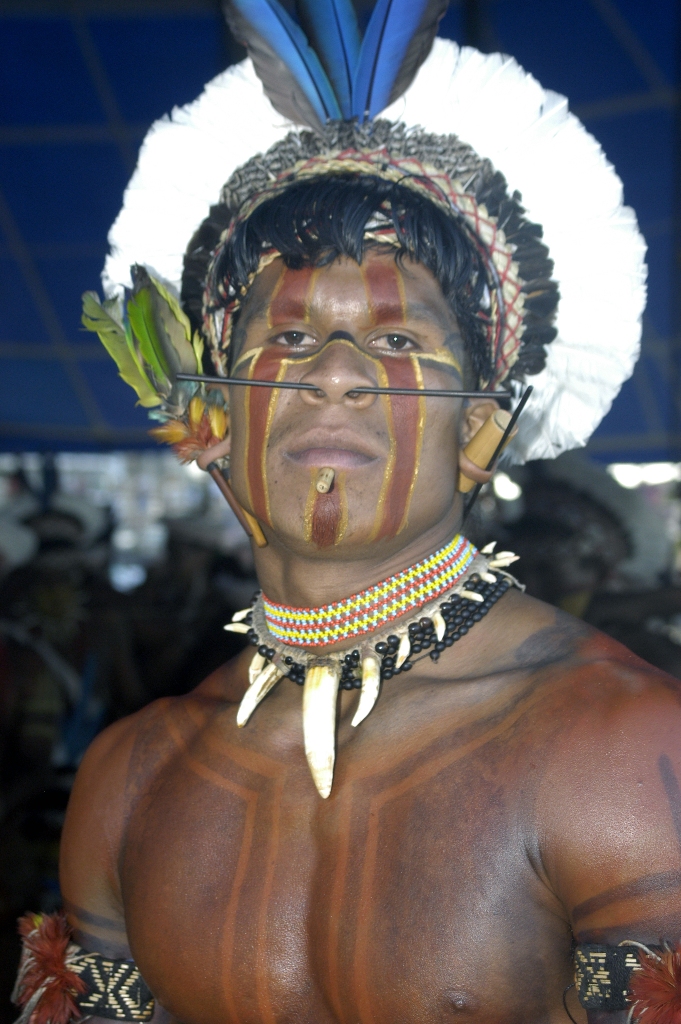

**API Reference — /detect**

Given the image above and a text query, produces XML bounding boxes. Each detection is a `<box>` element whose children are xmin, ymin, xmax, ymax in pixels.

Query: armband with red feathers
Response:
<box><xmin>575</xmin><ymin>941</ymin><xmax>681</xmax><ymax>1021</ymax></box>
<box><xmin>12</xmin><ymin>913</ymin><xmax>154</xmax><ymax>1024</ymax></box>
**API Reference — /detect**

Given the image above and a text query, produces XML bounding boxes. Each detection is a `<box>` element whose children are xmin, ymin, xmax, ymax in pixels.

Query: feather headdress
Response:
<box><xmin>90</xmin><ymin>0</ymin><xmax>646</xmax><ymax>466</ymax></box>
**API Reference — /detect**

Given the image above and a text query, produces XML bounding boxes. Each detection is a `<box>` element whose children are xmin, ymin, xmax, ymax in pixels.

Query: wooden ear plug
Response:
<box><xmin>458</xmin><ymin>410</ymin><xmax>518</xmax><ymax>493</ymax></box>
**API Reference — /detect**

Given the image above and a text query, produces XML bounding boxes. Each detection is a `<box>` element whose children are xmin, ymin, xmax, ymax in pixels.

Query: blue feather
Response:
<box><xmin>231</xmin><ymin>0</ymin><xmax>342</xmax><ymax>122</ymax></box>
<box><xmin>296</xmin><ymin>0</ymin><xmax>361</xmax><ymax>118</ymax></box>
<box><xmin>352</xmin><ymin>0</ymin><xmax>432</xmax><ymax>120</ymax></box>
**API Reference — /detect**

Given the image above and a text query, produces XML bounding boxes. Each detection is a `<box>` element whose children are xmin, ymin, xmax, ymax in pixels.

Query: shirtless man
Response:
<box><xmin>58</xmin><ymin>246</ymin><xmax>681</xmax><ymax>1024</ymax></box>
<box><xmin>16</xmin><ymin>9</ymin><xmax>662</xmax><ymax>1024</ymax></box>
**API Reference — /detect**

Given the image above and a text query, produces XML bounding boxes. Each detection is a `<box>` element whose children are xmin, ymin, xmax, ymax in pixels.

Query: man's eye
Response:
<box><xmin>273</xmin><ymin>331</ymin><xmax>316</xmax><ymax>347</ymax></box>
<box><xmin>373</xmin><ymin>333</ymin><xmax>416</xmax><ymax>351</ymax></box>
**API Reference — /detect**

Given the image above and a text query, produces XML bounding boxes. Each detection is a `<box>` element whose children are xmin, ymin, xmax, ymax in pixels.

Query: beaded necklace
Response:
<box><xmin>225</xmin><ymin>540</ymin><xmax>522</xmax><ymax>798</ymax></box>
<box><xmin>262</xmin><ymin>534</ymin><xmax>476</xmax><ymax>647</ymax></box>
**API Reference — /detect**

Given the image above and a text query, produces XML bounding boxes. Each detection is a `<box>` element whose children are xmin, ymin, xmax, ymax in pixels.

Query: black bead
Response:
<box><xmin>267</xmin><ymin>647</ymin><xmax>275</xmax><ymax>659</ymax></box>
<box><xmin>353</xmin><ymin>677</ymin><xmax>362</xmax><ymax>689</ymax></box>
<box><xmin>419</xmin><ymin>617</ymin><xmax>431</xmax><ymax>630</ymax></box>
<box><xmin>450</xmin><ymin>631</ymin><xmax>460</xmax><ymax>641</ymax></box>
<box><xmin>376</xmin><ymin>642</ymin><xmax>388</xmax><ymax>654</ymax></box>
<box><xmin>411</xmin><ymin>643</ymin><xmax>422</xmax><ymax>653</ymax></box>
<box><xmin>444</xmin><ymin>636</ymin><xmax>454</xmax><ymax>647</ymax></box>
<box><xmin>401</xmin><ymin>661</ymin><xmax>412</xmax><ymax>671</ymax></box>
<box><xmin>435</xmin><ymin>641</ymin><xmax>446</xmax><ymax>652</ymax></box>
<box><xmin>383</xmin><ymin>656</ymin><xmax>395</xmax><ymax>668</ymax></box>
<box><xmin>459</xmin><ymin>625</ymin><xmax>468</xmax><ymax>635</ymax></box>
<box><xmin>473</xmin><ymin>613</ymin><xmax>482</xmax><ymax>622</ymax></box>
<box><xmin>454</xmin><ymin>615</ymin><xmax>463</xmax><ymax>625</ymax></box>
<box><xmin>382</xmin><ymin>669</ymin><xmax>393</xmax><ymax>679</ymax></box>
<box><xmin>284</xmin><ymin>656</ymin><xmax>293</xmax><ymax>665</ymax></box>
<box><xmin>258</xmin><ymin>645</ymin><xmax>269</xmax><ymax>657</ymax></box>
<box><xmin>429</xmin><ymin>650</ymin><xmax>440</xmax><ymax>662</ymax></box>
<box><xmin>387</xmin><ymin>634</ymin><xmax>399</xmax><ymax>647</ymax></box>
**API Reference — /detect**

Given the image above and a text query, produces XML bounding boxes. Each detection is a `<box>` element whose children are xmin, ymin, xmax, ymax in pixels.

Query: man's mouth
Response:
<box><xmin>286</xmin><ymin>446</ymin><xmax>378</xmax><ymax>469</ymax></box>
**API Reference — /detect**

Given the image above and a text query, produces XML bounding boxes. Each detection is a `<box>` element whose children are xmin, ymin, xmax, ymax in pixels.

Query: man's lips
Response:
<box><xmin>287</xmin><ymin>447</ymin><xmax>378</xmax><ymax>469</ymax></box>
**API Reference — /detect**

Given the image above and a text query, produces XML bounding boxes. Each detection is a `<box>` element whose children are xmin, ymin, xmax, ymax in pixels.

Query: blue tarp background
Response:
<box><xmin>0</xmin><ymin>0</ymin><xmax>678</xmax><ymax>461</ymax></box>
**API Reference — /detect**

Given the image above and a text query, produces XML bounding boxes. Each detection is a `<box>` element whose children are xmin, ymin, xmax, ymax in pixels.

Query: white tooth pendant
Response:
<box><xmin>224</xmin><ymin>622</ymin><xmax>250</xmax><ymax>634</ymax></box>
<box><xmin>237</xmin><ymin>662</ymin><xmax>283</xmax><ymax>727</ymax></box>
<box><xmin>351</xmin><ymin>655</ymin><xmax>381</xmax><ymax>727</ymax></box>
<box><xmin>460</xmin><ymin>589</ymin><xmax>484</xmax><ymax>603</ymax></box>
<box><xmin>395</xmin><ymin>634</ymin><xmax>411</xmax><ymax>669</ymax></box>
<box><xmin>480</xmin><ymin>572</ymin><xmax>497</xmax><ymax>584</ymax></box>
<box><xmin>303</xmin><ymin>660</ymin><xmax>341</xmax><ymax>798</ymax></box>
<box><xmin>248</xmin><ymin>651</ymin><xmax>266</xmax><ymax>685</ymax></box>
<box><xmin>232</xmin><ymin>607</ymin><xmax>252</xmax><ymax>622</ymax></box>
<box><xmin>481</xmin><ymin>541</ymin><xmax>497</xmax><ymax>554</ymax></box>
<box><xmin>432</xmin><ymin>610</ymin><xmax>446</xmax><ymax>642</ymax></box>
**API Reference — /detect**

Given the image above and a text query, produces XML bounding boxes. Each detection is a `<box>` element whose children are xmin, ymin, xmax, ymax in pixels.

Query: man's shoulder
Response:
<box><xmin>493</xmin><ymin>589</ymin><xmax>681</xmax><ymax>738</ymax></box>
<box><xmin>70</xmin><ymin>648</ymin><xmax>251</xmax><ymax>808</ymax></box>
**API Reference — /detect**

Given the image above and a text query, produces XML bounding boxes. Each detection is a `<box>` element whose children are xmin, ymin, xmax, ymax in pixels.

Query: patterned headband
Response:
<box><xmin>202</xmin><ymin>145</ymin><xmax>527</xmax><ymax>389</ymax></box>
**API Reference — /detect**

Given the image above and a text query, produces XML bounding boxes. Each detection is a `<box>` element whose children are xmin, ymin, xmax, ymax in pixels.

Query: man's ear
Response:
<box><xmin>459</xmin><ymin>398</ymin><xmax>500</xmax><ymax>447</ymax></box>
<box><xmin>197</xmin><ymin>434</ymin><xmax>231</xmax><ymax>471</ymax></box>
<box><xmin>457</xmin><ymin>398</ymin><xmax>501</xmax><ymax>490</ymax></box>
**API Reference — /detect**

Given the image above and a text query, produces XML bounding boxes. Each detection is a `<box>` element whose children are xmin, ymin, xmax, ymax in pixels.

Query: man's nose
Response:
<box><xmin>297</xmin><ymin>340</ymin><xmax>378</xmax><ymax>408</ymax></box>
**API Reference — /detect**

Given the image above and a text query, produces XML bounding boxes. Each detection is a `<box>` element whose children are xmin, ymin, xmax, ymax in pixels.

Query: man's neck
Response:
<box><xmin>251</xmin><ymin>503</ymin><xmax>465</xmax><ymax>608</ymax></box>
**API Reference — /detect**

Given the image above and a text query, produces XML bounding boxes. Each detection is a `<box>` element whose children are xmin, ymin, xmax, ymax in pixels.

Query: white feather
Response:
<box><xmin>102</xmin><ymin>39</ymin><xmax>646</xmax><ymax>463</ymax></box>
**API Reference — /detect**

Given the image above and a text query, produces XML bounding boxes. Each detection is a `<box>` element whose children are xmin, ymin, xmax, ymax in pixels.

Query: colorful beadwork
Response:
<box><xmin>263</xmin><ymin>534</ymin><xmax>477</xmax><ymax>647</ymax></box>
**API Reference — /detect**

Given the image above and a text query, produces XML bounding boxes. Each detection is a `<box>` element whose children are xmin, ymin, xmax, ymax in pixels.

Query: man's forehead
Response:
<box><xmin>241</xmin><ymin>255</ymin><xmax>456</xmax><ymax>330</ymax></box>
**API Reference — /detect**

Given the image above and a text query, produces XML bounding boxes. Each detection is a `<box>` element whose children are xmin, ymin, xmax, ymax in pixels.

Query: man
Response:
<box><xmin>14</xmin><ymin>5</ymin><xmax>673</xmax><ymax>1024</ymax></box>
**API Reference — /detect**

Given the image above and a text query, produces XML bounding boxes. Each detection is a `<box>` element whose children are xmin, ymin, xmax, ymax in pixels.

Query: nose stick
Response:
<box><xmin>316</xmin><ymin>467</ymin><xmax>335</xmax><ymax>494</ymax></box>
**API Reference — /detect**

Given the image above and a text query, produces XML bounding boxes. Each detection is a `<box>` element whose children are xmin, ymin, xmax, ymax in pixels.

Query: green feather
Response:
<box><xmin>81</xmin><ymin>291</ymin><xmax>160</xmax><ymax>407</ymax></box>
<box><xmin>126</xmin><ymin>287</ymin><xmax>172</xmax><ymax>390</ymax></box>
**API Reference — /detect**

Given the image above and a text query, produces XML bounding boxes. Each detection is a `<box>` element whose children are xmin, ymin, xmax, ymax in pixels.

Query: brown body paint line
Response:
<box><xmin>245</xmin><ymin>266</ymin><xmax>318</xmax><ymax>526</ymax></box>
<box><xmin>360</xmin><ymin>259</ymin><xmax>426</xmax><ymax>541</ymax></box>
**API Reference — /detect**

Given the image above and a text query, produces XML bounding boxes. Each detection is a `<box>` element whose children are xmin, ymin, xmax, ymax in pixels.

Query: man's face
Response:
<box><xmin>226</xmin><ymin>251</ymin><xmax>468</xmax><ymax>559</ymax></box>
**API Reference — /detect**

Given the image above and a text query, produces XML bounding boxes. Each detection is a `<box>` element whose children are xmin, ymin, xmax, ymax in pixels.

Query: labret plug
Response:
<box><xmin>315</xmin><ymin>467</ymin><xmax>335</xmax><ymax>493</ymax></box>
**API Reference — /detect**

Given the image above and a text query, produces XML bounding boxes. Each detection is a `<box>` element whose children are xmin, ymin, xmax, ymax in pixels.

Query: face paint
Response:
<box><xmin>304</xmin><ymin>470</ymin><xmax>348</xmax><ymax>548</ymax></box>
<box><xmin>267</xmin><ymin>265</ymin><xmax>318</xmax><ymax>325</ymax></box>
<box><xmin>359</xmin><ymin>260</ymin><xmax>427</xmax><ymax>541</ymax></box>
<box><xmin>370</xmin><ymin>354</ymin><xmax>426</xmax><ymax>540</ymax></box>
<box><xmin>236</xmin><ymin>266</ymin><xmax>322</xmax><ymax>526</ymax></box>
<box><xmin>241</xmin><ymin>348</ymin><xmax>287</xmax><ymax>525</ymax></box>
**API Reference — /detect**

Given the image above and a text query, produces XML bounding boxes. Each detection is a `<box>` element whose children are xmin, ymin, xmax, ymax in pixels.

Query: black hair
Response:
<box><xmin>182</xmin><ymin>128</ymin><xmax>558</xmax><ymax>386</ymax></box>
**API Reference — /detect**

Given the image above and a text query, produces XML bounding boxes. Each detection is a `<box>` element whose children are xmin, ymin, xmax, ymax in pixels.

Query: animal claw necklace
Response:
<box><xmin>225</xmin><ymin>535</ymin><xmax>522</xmax><ymax>797</ymax></box>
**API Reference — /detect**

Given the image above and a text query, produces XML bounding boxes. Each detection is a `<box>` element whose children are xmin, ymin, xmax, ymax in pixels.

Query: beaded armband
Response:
<box><xmin>12</xmin><ymin>913</ymin><xmax>154</xmax><ymax>1024</ymax></box>
<box><xmin>574</xmin><ymin>941</ymin><xmax>681</xmax><ymax>1021</ymax></box>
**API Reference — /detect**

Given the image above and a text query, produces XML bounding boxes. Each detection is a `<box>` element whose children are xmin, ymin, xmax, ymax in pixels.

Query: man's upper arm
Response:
<box><xmin>538</xmin><ymin>663</ymin><xmax>681</xmax><ymax>1021</ymax></box>
<box><xmin>60</xmin><ymin>714</ymin><xmax>138</xmax><ymax>956</ymax></box>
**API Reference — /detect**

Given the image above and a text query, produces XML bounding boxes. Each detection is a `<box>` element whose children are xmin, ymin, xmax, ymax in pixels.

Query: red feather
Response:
<box><xmin>15</xmin><ymin>912</ymin><xmax>87</xmax><ymax>1024</ymax></box>
<box><xmin>628</xmin><ymin>943</ymin><xmax>681</xmax><ymax>1024</ymax></box>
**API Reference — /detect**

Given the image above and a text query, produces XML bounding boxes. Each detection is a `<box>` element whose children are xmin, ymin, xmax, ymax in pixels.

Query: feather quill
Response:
<box><xmin>296</xmin><ymin>0</ymin><xmax>360</xmax><ymax>117</ymax></box>
<box><xmin>353</xmin><ymin>0</ymin><xmax>447</xmax><ymax>120</ymax></box>
<box><xmin>225</xmin><ymin>0</ymin><xmax>341</xmax><ymax>128</ymax></box>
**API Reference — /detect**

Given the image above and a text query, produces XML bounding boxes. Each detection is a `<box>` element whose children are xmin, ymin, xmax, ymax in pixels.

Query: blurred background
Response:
<box><xmin>0</xmin><ymin>0</ymin><xmax>679</xmax><ymax>1012</ymax></box>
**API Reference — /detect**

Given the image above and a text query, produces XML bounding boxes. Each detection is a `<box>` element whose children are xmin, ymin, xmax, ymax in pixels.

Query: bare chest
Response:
<box><xmin>120</xmin><ymin>686</ymin><xmax>572</xmax><ymax>1024</ymax></box>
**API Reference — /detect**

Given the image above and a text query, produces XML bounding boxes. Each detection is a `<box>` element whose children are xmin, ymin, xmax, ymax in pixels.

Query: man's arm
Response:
<box><xmin>56</xmin><ymin>706</ymin><xmax>177</xmax><ymax>1024</ymax></box>
<box><xmin>538</xmin><ymin>660</ymin><xmax>681</xmax><ymax>1024</ymax></box>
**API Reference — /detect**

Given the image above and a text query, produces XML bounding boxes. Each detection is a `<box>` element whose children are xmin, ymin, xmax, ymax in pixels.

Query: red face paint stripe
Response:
<box><xmin>361</xmin><ymin>260</ymin><xmax>407</xmax><ymax>327</ymax></box>
<box><xmin>267</xmin><ymin>265</ymin><xmax>317</xmax><ymax>326</ymax></box>
<box><xmin>311</xmin><ymin>489</ymin><xmax>342</xmax><ymax>548</ymax></box>
<box><xmin>246</xmin><ymin>348</ymin><xmax>287</xmax><ymax>525</ymax></box>
<box><xmin>373</xmin><ymin>356</ymin><xmax>423</xmax><ymax>540</ymax></box>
